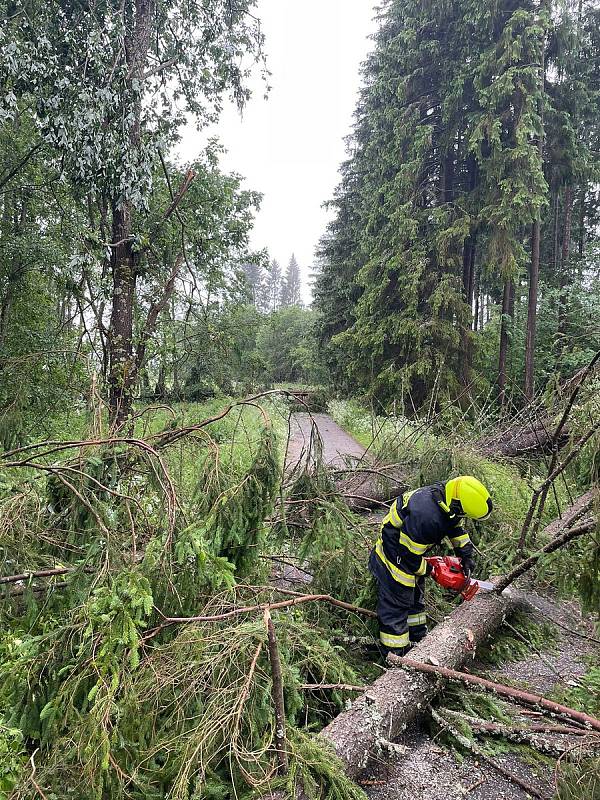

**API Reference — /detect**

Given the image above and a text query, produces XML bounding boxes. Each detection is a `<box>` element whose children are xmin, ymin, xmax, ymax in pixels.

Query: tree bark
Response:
<box><xmin>319</xmin><ymin>587</ymin><xmax>525</xmax><ymax>777</ymax></box>
<box><xmin>108</xmin><ymin>203</ymin><xmax>137</xmax><ymax>427</ymax></box>
<box><xmin>497</xmin><ymin>278</ymin><xmax>514</xmax><ymax>404</ymax></box>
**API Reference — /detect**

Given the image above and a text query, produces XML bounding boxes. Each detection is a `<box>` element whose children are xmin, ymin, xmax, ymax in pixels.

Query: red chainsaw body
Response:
<box><xmin>425</xmin><ymin>555</ymin><xmax>479</xmax><ymax>601</ymax></box>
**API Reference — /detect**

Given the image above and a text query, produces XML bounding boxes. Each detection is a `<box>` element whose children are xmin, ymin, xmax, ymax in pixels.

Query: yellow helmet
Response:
<box><xmin>444</xmin><ymin>476</ymin><xmax>493</xmax><ymax>520</ymax></box>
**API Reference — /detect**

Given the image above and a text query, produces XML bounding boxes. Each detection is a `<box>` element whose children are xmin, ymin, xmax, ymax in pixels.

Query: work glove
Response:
<box><xmin>460</xmin><ymin>555</ymin><xmax>475</xmax><ymax>579</ymax></box>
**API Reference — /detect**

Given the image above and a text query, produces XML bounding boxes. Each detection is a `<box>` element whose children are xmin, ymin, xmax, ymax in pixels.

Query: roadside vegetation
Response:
<box><xmin>0</xmin><ymin>0</ymin><xmax>598</xmax><ymax>798</ymax></box>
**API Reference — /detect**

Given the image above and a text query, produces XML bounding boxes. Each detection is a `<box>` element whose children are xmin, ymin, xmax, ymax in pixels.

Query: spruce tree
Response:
<box><xmin>241</xmin><ymin>262</ymin><xmax>265</xmax><ymax>308</ymax></box>
<box><xmin>314</xmin><ymin>0</ymin><xmax>590</xmax><ymax>409</ymax></box>
<box><xmin>264</xmin><ymin>259</ymin><xmax>282</xmax><ymax>312</ymax></box>
<box><xmin>280</xmin><ymin>254</ymin><xmax>302</xmax><ymax>307</ymax></box>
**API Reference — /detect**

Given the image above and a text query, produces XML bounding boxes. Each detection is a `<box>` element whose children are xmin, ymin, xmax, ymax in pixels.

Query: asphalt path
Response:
<box><xmin>285</xmin><ymin>412</ymin><xmax>367</xmax><ymax>471</ymax></box>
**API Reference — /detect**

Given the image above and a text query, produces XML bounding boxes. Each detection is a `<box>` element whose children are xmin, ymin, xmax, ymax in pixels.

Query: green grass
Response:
<box><xmin>327</xmin><ymin>398</ymin><xmax>582</xmax><ymax>582</ymax></box>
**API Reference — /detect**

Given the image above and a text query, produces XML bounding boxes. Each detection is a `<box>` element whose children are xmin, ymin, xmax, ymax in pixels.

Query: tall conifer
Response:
<box><xmin>280</xmin><ymin>254</ymin><xmax>302</xmax><ymax>307</ymax></box>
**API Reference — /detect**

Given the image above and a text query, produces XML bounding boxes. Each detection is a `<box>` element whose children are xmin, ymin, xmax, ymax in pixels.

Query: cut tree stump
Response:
<box><xmin>319</xmin><ymin>586</ymin><xmax>525</xmax><ymax>776</ymax></box>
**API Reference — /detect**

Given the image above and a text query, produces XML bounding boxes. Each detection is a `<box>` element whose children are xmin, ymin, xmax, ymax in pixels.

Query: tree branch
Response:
<box><xmin>264</xmin><ymin>608</ymin><xmax>288</xmax><ymax>774</ymax></box>
<box><xmin>0</xmin><ymin>142</ymin><xmax>43</xmax><ymax>190</ymax></box>
<box><xmin>391</xmin><ymin>657</ymin><xmax>600</xmax><ymax>732</ymax></box>
<box><xmin>495</xmin><ymin>520</ymin><xmax>596</xmax><ymax>592</ymax></box>
<box><xmin>143</xmin><ymin>592</ymin><xmax>377</xmax><ymax>640</ymax></box>
<box><xmin>135</xmin><ymin>253</ymin><xmax>183</xmax><ymax>371</ymax></box>
<box><xmin>141</xmin><ymin>56</ymin><xmax>178</xmax><ymax>80</ymax></box>
<box><xmin>430</xmin><ymin>708</ymin><xmax>548</xmax><ymax>799</ymax></box>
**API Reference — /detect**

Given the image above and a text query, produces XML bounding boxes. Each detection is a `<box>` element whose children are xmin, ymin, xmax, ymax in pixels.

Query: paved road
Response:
<box><xmin>285</xmin><ymin>412</ymin><xmax>368</xmax><ymax>471</ymax></box>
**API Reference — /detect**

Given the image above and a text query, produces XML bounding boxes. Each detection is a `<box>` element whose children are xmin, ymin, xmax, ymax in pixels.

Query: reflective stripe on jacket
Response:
<box><xmin>375</xmin><ymin>483</ymin><xmax>473</xmax><ymax>585</ymax></box>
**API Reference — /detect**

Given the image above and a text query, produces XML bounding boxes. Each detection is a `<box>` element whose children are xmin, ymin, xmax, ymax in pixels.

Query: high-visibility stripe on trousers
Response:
<box><xmin>369</xmin><ymin>549</ymin><xmax>428</xmax><ymax>656</ymax></box>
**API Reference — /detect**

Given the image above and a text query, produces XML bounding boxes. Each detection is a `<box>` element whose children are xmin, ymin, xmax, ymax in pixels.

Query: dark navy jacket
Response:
<box><xmin>372</xmin><ymin>483</ymin><xmax>473</xmax><ymax>587</ymax></box>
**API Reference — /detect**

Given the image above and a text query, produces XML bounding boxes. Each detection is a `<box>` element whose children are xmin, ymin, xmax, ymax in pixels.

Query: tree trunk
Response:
<box><xmin>552</xmin><ymin>186</ymin><xmax>560</xmax><ymax>278</ymax></box>
<box><xmin>476</xmin><ymin>415</ymin><xmax>569</xmax><ymax>459</ymax></box>
<box><xmin>473</xmin><ymin>271</ymin><xmax>479</xmax><ymax>332</ymax></box>
<box><xmin>524</xmin><ymin>33</ymin><xmax>545</xmax><ymax>402</ymax></box>
<box><xmin>460</xmin><ymin>237</ymin><xmax>474</xmax><ymax>386</ymax></box>
<box><xmin>479</xmin><ymin>289</ymin><xmax>485</xmax><ymax>329</ymax></box>
<box><xmin>497</xmin><ymin>278</ymin><xmax>514</xmax><ymax>404</ymax></box>
<box><xmin>577</xmin><ymin>185</ymin><xmax>586</xmax><ymax>259</ymax></box>
<box><xmin>525</xmin><ymin>221</ymin><xmax>540</xmax><ymax>402</ymax></box>
<box><xmin>557</xmin><ymin>185</ymin><xmax>573</xmax><ymax>340</ymax></box>
<box><xmin>108</xmin><ymin>203</ymin><xmax>137</xmax><ymax>426</ymax></box>
<box><xmin>106</xmin><ymin>0</ymin><xmax>154</xmax><ymax>426</ymax></box>
<box><xmin>460</xmin><ymin>155</ymin><xmax>477</xmax><ymax>386</ymax></box>
<box><xmin>320</xmin><ymin>588</ymin><xmax>525</xmax><ymax>777</ymax></box>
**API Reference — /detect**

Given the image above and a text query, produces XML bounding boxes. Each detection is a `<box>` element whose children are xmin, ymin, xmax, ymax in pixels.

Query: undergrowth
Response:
<box><xmin>0</xmin><ymin>391</ymin><xmax>596</xmax><ymax>799</ymax></box>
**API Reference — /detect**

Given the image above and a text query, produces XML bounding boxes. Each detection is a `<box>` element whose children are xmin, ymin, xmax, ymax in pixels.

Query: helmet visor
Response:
<box><xmin>477</xmin><ymin>498</ymin><xmax>493</xmax><ymax>521</ymax></box>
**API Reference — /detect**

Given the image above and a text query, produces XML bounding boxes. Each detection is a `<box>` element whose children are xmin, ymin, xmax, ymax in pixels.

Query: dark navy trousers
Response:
<box><xmin>369</xmin><ymin>549</ymin><xmax>428</xmax><ymax>656</ymax></box>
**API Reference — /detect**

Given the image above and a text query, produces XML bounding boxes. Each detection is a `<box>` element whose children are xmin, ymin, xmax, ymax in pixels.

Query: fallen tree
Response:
<box><xmin>319</xmin><ymin>586</ymin><xmax>524</xmax><ymax>776</ymax></box>
<box><xmin>475</xmin><ymin>417</ymin><xmax>569</xmax><ymax>459</ymax></box>
<box><xmin>318</xmin><ymin>506</ymin><xmax>597</xmax><ymax>777</ymax></box>
<box><xmin>336</xmin><ymin>464</ymin><xmax>410</xmax><ymax>511</ymax></box>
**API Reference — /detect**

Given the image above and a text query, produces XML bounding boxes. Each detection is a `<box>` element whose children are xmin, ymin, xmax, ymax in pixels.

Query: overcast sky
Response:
<box><xmin>177</xmin><ymin>0</ymin><xmax>379</xmax><ymax>303</ymax></box>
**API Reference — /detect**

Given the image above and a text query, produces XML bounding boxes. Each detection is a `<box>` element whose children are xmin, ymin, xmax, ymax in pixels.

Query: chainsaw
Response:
<box><xmin>425</xmin><ymin>555</ymin><xmax>495</xmax><ymax>601</ymax></box>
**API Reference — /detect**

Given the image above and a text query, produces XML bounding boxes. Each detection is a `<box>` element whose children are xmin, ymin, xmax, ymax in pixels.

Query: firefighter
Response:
<box><xmin>369</xmin><ymin>475</ymin><xmax>493</xmax><ymax>657</ymax></box>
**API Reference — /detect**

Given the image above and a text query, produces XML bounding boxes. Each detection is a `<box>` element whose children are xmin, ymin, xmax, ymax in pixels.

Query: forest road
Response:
<box><xmin>285</xmin><ymin>412</ymin><xmax>368</xmax><ymax>472</ymax></box>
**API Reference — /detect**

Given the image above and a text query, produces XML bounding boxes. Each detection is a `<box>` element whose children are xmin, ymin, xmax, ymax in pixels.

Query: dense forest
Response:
<box><xmin>0</xmin><ymin>1</ymin><xmax>598</xmax><ymax>800</ymax></box>
<box><xmin>315</xmin><ymin>0</ymin><xmax>600</xmax><ymax>408</ymax></box>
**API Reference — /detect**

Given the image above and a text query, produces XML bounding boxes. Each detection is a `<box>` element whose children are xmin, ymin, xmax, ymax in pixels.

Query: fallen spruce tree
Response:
<box><xmin>0</xmin><ymin>389</ymin><xmax>597</xmax><ymax>800</ymax></box>
<box><xmin>319</xmin><ymin>513</ymin><xmax>598</xmax><ymax>778</ymax></box>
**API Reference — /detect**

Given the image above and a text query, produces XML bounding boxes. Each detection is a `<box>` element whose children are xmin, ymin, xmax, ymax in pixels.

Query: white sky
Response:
<box><xmin>176</xmin><ymin>0</ymin><xmax>379</xmax><ymax>303</ymax></box>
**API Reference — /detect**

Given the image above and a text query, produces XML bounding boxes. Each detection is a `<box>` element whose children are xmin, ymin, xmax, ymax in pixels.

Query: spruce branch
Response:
<box><xmin>430</xmin><ymin>708</ymin><xmax>548</xmax><ymax>799</ymax></box>
<box><xmin>264</xmin><ymin>609</ymin><xmax>288</xmax><ymax>775</ymax></box>
<box><xmin>495</xmin><ymin>519</ymin><xmax>596</xmax><ymax>592</ymax></box>
<box><xmin>144</xmin><ymin>593</ymin><xmax>377</xmax><ymax>640</ymax></box>
<box><xmin>391</xmin><ymin>657</ymin><xmax>600</xmax><ymax>732</ymax></box>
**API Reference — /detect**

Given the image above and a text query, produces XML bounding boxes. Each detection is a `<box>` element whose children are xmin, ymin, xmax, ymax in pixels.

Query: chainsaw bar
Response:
<box><xmin>472</xmin><ymin>578</ymin><xmax>495</xmax><ymax>591</ymax></box>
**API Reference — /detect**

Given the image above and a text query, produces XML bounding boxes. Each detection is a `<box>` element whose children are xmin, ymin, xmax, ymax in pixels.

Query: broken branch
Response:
<box><xmin>143</xmin><ymin>592</ymin><xmax>377</xmax><ymax>639</ymax></box>
<box><xmin>495</xmin><ymin>520</ymin><xmax>596</xmax><ymax>593</ymax></box>
<box><xmin>430</xmin><ymin>708</ymin><xmax>547</xmax><ymax>799</ymax></box>
<box><xmin>264</xmin><ymin>609</ymin><xmax>288</xmax><ymax>774</ymax></box>
<box><xmin>442</xmin><ymin>708</ymin><xmax>600</xmax><ymax>758</ymax></box>
<box><xmin>392</xmin><ymin>657</ymin><xmax>600</xmax><ymax>732</ymax></box>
